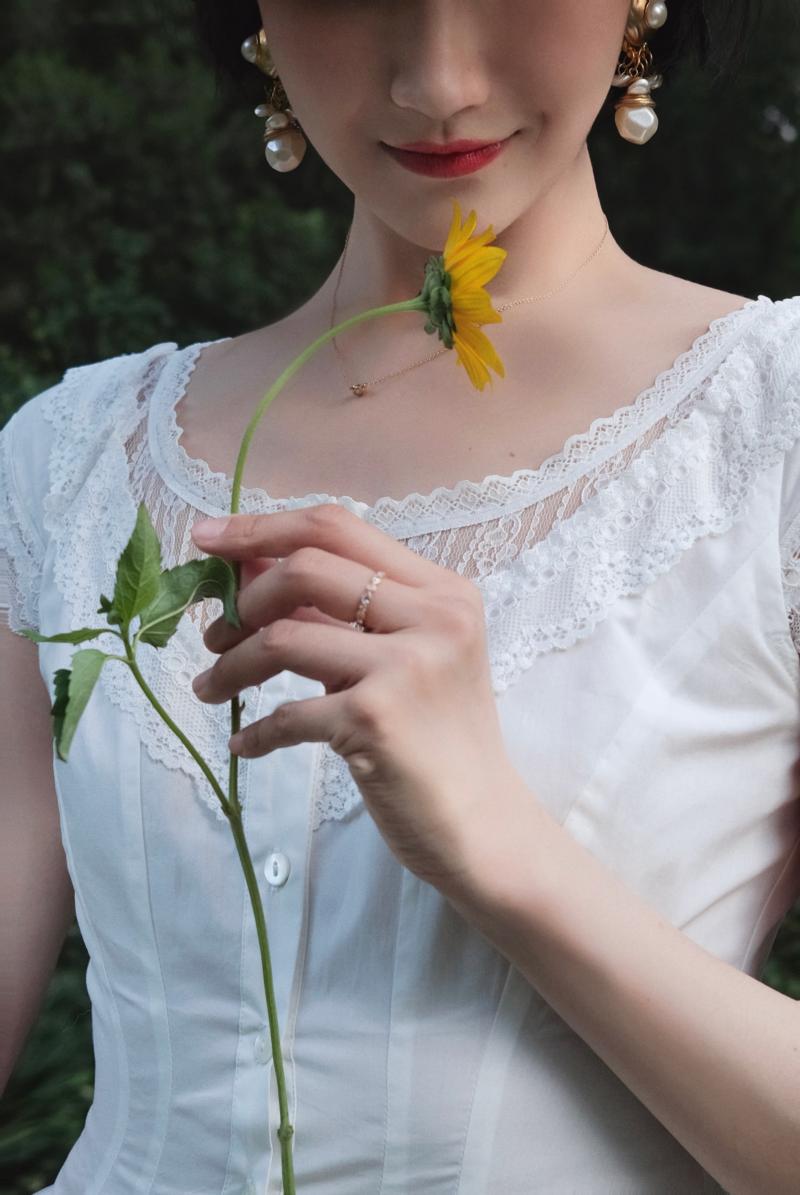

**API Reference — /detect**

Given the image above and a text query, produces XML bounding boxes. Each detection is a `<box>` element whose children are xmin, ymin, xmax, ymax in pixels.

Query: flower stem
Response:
<box><xmin>121</xmin><ymin>645</ymin><xmax>232</xmax><ymax>818</ymax></box>
<box><xmin>226</xmin><ymin>803</ymin><xmax>296</xmax><ymax>1195</ymax></box>
<box><xmin>230</xmin><ymin>298</ymin><xmax>427</xmax><ymax>513</ymax></box>
<box><xmin>122</xmin><ymin>639</ymin><xmax>293</xmax><ymax>1187</ymax></box>
<box><xmin>222</xmin><ymin>295</ymin><xmax>425</xmax><ymax>1193</ymax></box>
<box><xmin>225</xmin><ymin>558</ymin><xmax>294</xmax><ymax>1190</ymax></box>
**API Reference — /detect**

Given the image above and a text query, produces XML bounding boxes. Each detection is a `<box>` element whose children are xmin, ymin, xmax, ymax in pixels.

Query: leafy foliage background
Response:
<box><xmin>1</xmin><ymin>0</ymin><xmax>799</xmax><ymax>1189</ymax></box>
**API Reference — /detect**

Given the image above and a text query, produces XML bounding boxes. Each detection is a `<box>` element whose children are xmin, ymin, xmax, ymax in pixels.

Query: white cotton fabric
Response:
<box><xmin>2</xmin><ymin>292</ymin><xmax>800</xmax><ymax>1194</ymax></box>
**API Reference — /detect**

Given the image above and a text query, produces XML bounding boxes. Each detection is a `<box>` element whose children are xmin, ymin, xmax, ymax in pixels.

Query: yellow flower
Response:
<box><xmin>419</xmin><ymin>199</ymin><xmax>508</xmax><ymax>391</ymax></box>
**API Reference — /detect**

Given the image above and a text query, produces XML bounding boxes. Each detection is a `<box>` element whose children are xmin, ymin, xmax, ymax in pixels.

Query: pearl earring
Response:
<box><xmin>611</xmin><ymin>0</ymin><xmax>668</xmax><ymax>145</ymax></box>
<box><xmin>240</xmin><ymin>28</ymin><xmax>308</xmax><ymax>171</ymax></box>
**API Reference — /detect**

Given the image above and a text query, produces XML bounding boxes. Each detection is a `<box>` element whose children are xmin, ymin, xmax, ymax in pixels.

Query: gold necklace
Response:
<box><xmin>330</xmin><ymin>214</ymin><xmax>610</xmax><ymax>397</ymax></box>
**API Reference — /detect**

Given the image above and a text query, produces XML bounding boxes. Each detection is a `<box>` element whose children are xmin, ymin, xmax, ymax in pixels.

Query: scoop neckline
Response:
<box><xmin>147</xmin><ymin>294</ymin><xmax>772</xmax><ymax>528</ymax></box>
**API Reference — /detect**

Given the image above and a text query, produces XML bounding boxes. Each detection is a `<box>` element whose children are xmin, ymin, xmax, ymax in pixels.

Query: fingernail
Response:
<box><xmin>192</xmin><ymin>516</ymin><xmax>230</xmax><ymax>541</ymax></box>
<box><xmin>192</xmin><ymin>668</ymin><xmax>211</xmax><ymax>693</ymax></box>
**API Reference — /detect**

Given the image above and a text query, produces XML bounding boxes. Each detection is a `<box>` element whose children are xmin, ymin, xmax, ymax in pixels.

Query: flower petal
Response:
<box><xmin>454</xmin><ymin>320</ymin><xmax>506</xmax><ymax>379</ymax></box>
<box><xmin>452</xmin><ymin>336</ymin><xmax>490</xmax><ymax>391</ymax></box>
<box><xmin>456</xmin><ymin>207</ymin><xmax>478</xmax><ymax>245</ymax></box>
<box><xmin>444</xmin><ymin>202</ymin><xmax>479</xmax><ymax>259</ymax></box>
<box><xmin>452</xmin><ymin>292</ymin><xmax>504</xmax><ymax>323</ymax></box>
<box><xmin>444</xmin><ymin>226</ymin><xmax>498</xmax><ymax>272</ymax></box>
<box><xmin>426</xmin><ymin>199</ymin><xmax>509</xmax><ymax>391</ymax></box>
<box><xmin>444</xmin><ymin>199</ymin><xmax>465</xmax><ymax>257</ymax></box>
<box><xmin>450</xmin><ymin>253</ymin><xmax>507</xmax><ymax>297</ymax></box>
<box><xmin>454</xmin><ymin>333</ymin><xmax>492</xmax><ymax>390</ymax></box>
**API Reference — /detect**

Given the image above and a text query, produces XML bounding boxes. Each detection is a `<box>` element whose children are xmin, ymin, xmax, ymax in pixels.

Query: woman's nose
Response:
<box><xmin>388</xmin><ymin>1</ymin><xmax>491</xmax><ymax>122</ymax></box>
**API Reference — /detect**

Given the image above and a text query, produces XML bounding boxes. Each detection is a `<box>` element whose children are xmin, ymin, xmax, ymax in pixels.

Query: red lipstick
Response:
<box><xmin>381</xmin><ymin>135</ymin><xmax>514</xmax><ymax>178</ymax></box>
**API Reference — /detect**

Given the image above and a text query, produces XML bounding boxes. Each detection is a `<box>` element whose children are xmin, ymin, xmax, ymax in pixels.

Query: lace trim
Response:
<box><xmin>780</xmin><ymin>345</ymin><xmax>800</xmax><ymax>654</ymax></box>
<box><xmin>0</xmin><ymin>409</ymin><xmax>44</xmax><ymax>632</ymax></box>
<box><xmin>41</xmin><ymin>347</ymin><xmax>178</xmax><ymax>536</ymax></box>
<box><xmin>38</xmin><ymin>346</ymin><xmax>263</xmax><ymax>823</ymax></box>
<box><xmin>781</xmin><ymin>507</ymin><xmax>800</xmax><ymax>654</ymax></box>
<box><xmin>478</xmin><ymin>338</ymin><xmax>798</xmax><ymax>692</ymax></box>
<box><xmin>315</xmin><ymin>298</ymin><xmax>800</xmax><ymax>825</ymax></box>
<box><xmin>29</xmin><ymin>294</ymin><xmax>800</xmax><ymax>832</ymax></box>
<box><xmin>312</xmin><ymin>747</ymin><xmax>362</xmax><ymax>832</ymax></box>
<box><xmin>147</xmin><ymin>296</ymin><xmax>770</xmax><ymax>537</ymax></box>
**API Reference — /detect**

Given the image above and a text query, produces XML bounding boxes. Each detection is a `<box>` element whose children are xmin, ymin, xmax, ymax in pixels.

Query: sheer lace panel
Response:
<box><xmin>400</xmin><ymin>422</ymin><xmax>664</xmax><ymax>575</ymax></box>
<box><xmin>128</xmin><ymin>373</ymin><xmax>721</xmax><ymax>829</ymax></box>
<box><xmin>28</xmin><ymin>293</ymin><xmax>799</xmax><ymax>829</ymax></box>
<box><xmin>149</xmin><ymin>300</ymin><xmax>768</xmax><ymax>537</ymax></box>
<box><xmin>128</xmin><ymin>415</ymin><xmax>222</xmax><ymax>636</ymax></box>
<box><xmin>134</xmin><ymin>382</ymin><xmax>675</xmax><ymax>595</ymax></box>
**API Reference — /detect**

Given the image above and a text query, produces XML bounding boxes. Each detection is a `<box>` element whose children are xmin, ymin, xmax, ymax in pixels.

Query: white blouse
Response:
<box><xmin>2</xmin><ymin>292</ymin><xmax>800</xmax><ymax>1195</ymax></box>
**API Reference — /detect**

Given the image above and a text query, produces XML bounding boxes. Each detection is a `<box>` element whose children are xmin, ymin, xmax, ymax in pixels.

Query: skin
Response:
<box><xmin>190</xmin><ymin>0</ymin><xmax>757</xmax><ymax>764</ymax></box>
<box><xmin>192</xmin><ymin>505</ymin><xmax>521</xmax><ymax>887</ymax></box>
<box><xmin>182</xmin><ymin>0</ymin><xmax>751</xmax><ymax>509</ymax></box>
<box><xmin>255</xmin><ymin>0</ymin><xmax>637</xmax><ymax>364</ymax></box>
<box><xmin>10</xmin><ymin>9</ymin><xmax>799</xmax><ymax>1182</ymax></box>
<box><xmin>191</xmin><ymin>0</ymin><xmax>677</xmax><ymax>868</ymax></box>
<box><xmin>187</xmin><ymin>0</ymin><xmax>754</xmax><ymax>875</ymax></box>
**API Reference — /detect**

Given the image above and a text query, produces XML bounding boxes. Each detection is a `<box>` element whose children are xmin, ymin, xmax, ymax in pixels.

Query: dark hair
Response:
<box><xmin>193</xmin><ymin>0</ymin><xmax>765</xmax><ymax>90</ymax></box>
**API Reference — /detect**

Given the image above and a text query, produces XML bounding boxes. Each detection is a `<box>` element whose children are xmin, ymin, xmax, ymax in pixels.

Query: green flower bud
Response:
<box><xmin>419</xmin><ymin>254</ymin><xmax>455</xmax><ymax>350</ymax></box>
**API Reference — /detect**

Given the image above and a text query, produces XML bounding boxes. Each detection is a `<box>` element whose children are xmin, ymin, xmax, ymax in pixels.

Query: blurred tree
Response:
<box><xmin>1</xmin><ymin>0</ymin><xmax>799</xmax><ymax>1190</ymax></box>
<box><xmin>0</xmin><ymin>0</ymin><xmax>348</xmax><ymax>420</ymax></box>
<box><xmin>588</xmin><ymin>0</ymin><xmax>800</xmax><ymax>296</ymax></box>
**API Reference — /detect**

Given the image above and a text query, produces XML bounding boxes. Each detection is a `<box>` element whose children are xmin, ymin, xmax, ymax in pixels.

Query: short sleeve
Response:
<box><xmin>0</xmin><ymin>379</ymin><xmax>61</xmax><ymax>636</ymax></box>
<box><xmin>0</xmin><ymin>343</ymin><xmax>179</xmax><ymax>639</ymax></box>
<box><xmin>776</xmin><ymin>296</ymin><xmax>800</xmax><ymax>652</ymax></box>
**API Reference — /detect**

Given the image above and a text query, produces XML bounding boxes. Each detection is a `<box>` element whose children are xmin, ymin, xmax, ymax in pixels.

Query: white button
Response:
<box><xmin>265</xmin><ymin>851</ymin><xmax>291</xmax><ymax>887</ymax></box>
<box><xmin>254</xmin><ymin>1028</ymin><xmax>271</xmax><ymax>1065</ymax></box>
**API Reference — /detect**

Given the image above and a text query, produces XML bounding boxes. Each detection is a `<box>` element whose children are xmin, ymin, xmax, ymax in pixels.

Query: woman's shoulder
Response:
<box><xmin>1</xmin><ymin>341</ymin><xmax>183</xmax><ymax>552</ymax></box>
<box><xmin>645</xmin><ymin>271</ymin><xmax>800</xmax><ymax>402</ymax></box>
<box><xmin>5</xmin><ymin>339</ymin><xmax>182</xmax><ymax>480</ymax></box>
<box><xmin>7</xmin><ymin>340</ymin><xmax>181</xmax><ymax>442</ymax></box>
<box><xmin>635</xmin><ymin>265</ymin><xmax>799</xmax><ymax>333</ymax></box>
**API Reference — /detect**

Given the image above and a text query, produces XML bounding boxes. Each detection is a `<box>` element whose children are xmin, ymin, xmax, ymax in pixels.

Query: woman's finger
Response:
<box><xmin>191</xmin><ymin>503</ymin><xmax>442</xmax><ymax>588</ymax></box>
<box><xmin>204</xmin><ymin>547</ymin><xmax>434</xmax><ymax>654</ymax></box>
<box><xmin>193</xmin><ymin>617</ymin><xmax>380</xmax><ymax>705</ymax></box>
<box><xmin>238</xmin><ymin>557</ymin><xmax>348</xmax><ymax>631</ymax></box>
<box><xmin>227</xmin><ymin>690</ymin><xmax>354</xmax><ymax>759</ymax></box>
<box><xmin>239</xmin><ymin>556</ymin><xmax>277</xmax><ymax>589</ymax></box>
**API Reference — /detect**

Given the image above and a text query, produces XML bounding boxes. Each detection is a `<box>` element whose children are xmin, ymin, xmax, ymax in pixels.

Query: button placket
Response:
<box><xmin>233</xmin><ymin>673</ymin><xmax>319</xmax><ymax>1192</ymax></box>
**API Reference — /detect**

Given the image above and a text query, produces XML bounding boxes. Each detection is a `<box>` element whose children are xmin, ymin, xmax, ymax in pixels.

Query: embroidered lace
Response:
<box><xmin>3</xmin><ymin>295</ymin><xmax>800</xmax><ymax>829</ymax></box>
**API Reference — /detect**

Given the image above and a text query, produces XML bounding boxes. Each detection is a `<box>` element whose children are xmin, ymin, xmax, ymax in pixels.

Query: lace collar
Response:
<box><xmin>147</xmin><ymin>295</ymin><xmax>772</xmax><ymax>538</ymax></box>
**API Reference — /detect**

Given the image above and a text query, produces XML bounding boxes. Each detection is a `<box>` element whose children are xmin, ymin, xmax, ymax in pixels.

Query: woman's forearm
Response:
<box><xmin>441</xmin><ymin>788</ymin><xmax>800</xmax><ymax>1195</ymax></box>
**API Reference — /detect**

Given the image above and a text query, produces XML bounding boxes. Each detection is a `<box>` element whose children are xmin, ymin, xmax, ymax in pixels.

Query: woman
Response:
<box><xmin>2</xmin><ymin>1</ymin><xmax>799</xmax><ymax>1191</ymax></box>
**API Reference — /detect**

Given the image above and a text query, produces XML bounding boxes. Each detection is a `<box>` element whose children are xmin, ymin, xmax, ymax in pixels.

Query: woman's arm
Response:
<box><xmin>441</xmin><ymin>788</ymin><xmax>800</xmax><ymax>1195</ymax></box>
<box><xmin>0</xmin><ymin>624</ymin><xmax>75</xmax><ymax>1096</ymax></box>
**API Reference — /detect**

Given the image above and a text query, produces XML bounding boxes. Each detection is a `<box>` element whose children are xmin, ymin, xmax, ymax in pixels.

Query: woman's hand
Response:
<box><xmin>189</xmin><ymin>504</ymin><xmax>527</xmax><ymax>891</ymax></box>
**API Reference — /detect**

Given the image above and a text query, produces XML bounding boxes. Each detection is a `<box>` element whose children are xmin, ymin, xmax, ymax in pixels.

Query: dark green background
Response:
<box><xmin>2</xmin><ymin>1</ymin><xmax>799</xmax><ymax>1190</ymax></box>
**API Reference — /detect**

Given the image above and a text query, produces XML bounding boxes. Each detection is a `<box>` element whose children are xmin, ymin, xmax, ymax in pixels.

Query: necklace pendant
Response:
<box><xmin>350</xmin><ymin>382</ymin><xmax>368</xmax><ymax>396</ymax></box>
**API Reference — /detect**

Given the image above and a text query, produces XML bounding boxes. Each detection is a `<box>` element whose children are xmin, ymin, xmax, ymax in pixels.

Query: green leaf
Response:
<box><xmin>111</xmin><ymin>503</ymin><xmax>162</xmax><ymax>630</ymax></box>
<box><xmin>97</xmin><ymin>593</ymin><xmax>122</xmax><ymax>627</ymax></box>
<box><xmin>51</xmin><ymin>668</ymin><xmax>71</xmax><ymax>754</ymax></box>
<box><xmin>54</xmin><ymin>649</ymin><xmax>108</xmax><ymax>762</ymax></box>
<box><xmin>21</xmin><ymin>627</ymin><xmax>111</xmax><ymax>645</ymax></box>
<box><xmin>137</xmin><ymin>555</ymin><xmax>241</xmax><ymax>648</ymax></box>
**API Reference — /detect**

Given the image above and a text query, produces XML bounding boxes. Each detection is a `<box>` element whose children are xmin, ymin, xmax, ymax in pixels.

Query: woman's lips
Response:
<box><xmin>381</xmin><ymin>135</ymin><xmax>513</xmax><ymax>178</ymax></box>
